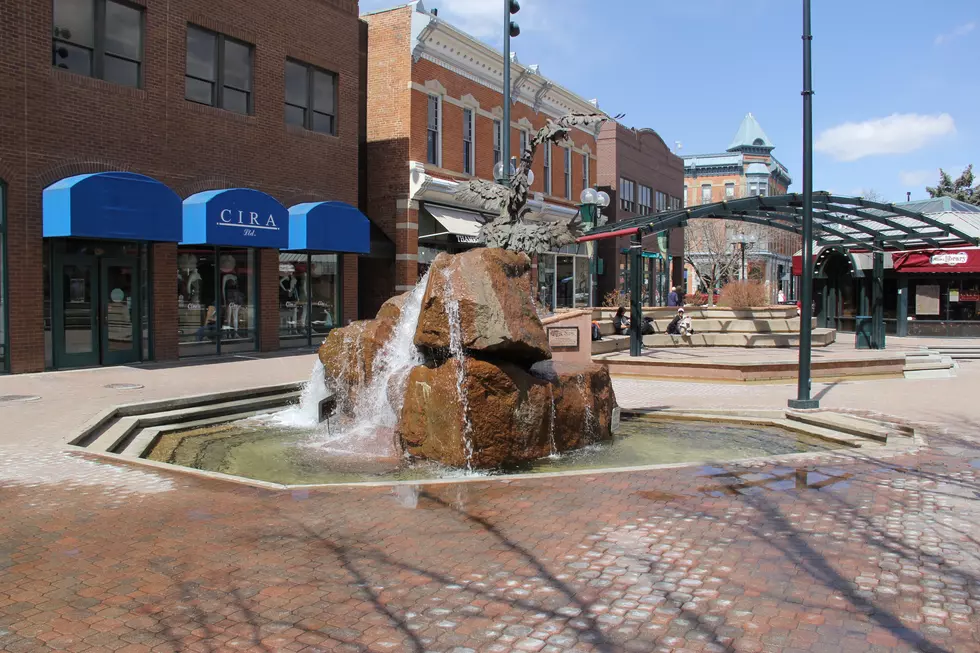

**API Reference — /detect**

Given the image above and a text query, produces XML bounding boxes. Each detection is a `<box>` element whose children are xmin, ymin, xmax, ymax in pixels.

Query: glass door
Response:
<box><xmin>100</xmin><ymin>258</ymin><xmax>140</xmax><ymax>365</ymax></box>
<box><xmin>53</xmin><ymin>254</ymin><xmax>99</xmax><ymax>368</ymax></box>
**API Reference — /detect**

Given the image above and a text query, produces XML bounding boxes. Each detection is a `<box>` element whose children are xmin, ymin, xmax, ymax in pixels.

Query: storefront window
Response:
<box><xmin>177</xmin><ymin>246</ymin><xmax>257</xmax><ymax>357</ymax></box>
<box><xmin>279</xmin><ymin>252</ymin><xmax>340</xmax><ymax>348</ymax></box>
<box><xmin>537</xmin><ymin>253</ymin><xmax>555</xmax><ymax>313</ymax></box>
<box><xmin>556</xmin><ymin>255</ymin><xmax>574</xmax><ymax>309</ymax></box>
<box><xmin>309</xmin><ymin>254</ymin><xmax>339</xmax><ymax>340</ymax></box>
<box><xmin>178</xmin><ymin>247</ymin><xmax>217</xmax><ymax>357</ymax></box>
<box><xmin>574</xmin><ymin>252</ymin><xmax>590</xmax><ymax>307</ymax></box>
<box><xmin>218</xmin><ymin>249</ymin><xmax>256</xmax><ymax>353</ymax></box>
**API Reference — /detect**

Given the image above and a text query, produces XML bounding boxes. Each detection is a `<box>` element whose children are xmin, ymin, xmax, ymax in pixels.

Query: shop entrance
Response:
<box><xmin>51</xmin><ymin>244</ymin><xmax>141</xmax><ymax>369</ymax></box>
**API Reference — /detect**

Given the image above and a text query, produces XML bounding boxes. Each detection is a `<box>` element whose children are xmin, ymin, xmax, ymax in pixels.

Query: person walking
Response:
<box><xmin>667</xmin><ymin>286</ymin><xmax>680</xmax><ymax>307</ymax></box>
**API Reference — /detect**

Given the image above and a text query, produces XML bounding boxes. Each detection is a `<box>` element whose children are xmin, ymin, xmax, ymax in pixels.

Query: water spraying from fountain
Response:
<box><xmin>442</xmin><ymin>264</ymin><xmax>475</xmax><ymax>471</ymax></box>
<box><xmin>272</xmin><ymin>359</ymin><xmax>329</xmax><ymax>429</ymax></box>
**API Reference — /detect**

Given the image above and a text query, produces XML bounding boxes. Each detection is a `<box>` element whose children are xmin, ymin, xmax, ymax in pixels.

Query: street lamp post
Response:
<box><xmin>789</xmin><ymin>0</ymin><xmax>819</xmax><ymax>410</ymax></box>
<box><xmin>501</xmin><ymin>1</ymin><xmax>521</xmax><ymax>185</ymax></box>
<box><xmin>728</xmin><ymin>233</ymin><xmax>758</xmax><ymax>280</ymax></box>
<box><xmin>580</xmin><ymin>188</ymin><xmax>610</xmax><ymax>307</ymax></box>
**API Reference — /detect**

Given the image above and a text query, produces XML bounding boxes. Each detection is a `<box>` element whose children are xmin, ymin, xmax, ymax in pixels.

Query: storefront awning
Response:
<box><xmin>424</xmin><ymin>204</ymin><xmax>484</xmax><ymax>244</ymax></box>
<box><xmin>286</xmin><ymin>201</ymin><xmax>370</xmax><ymax>253</ymax></box>
<box><xmin>182</xmin><ymin>188</ymin><xmax>288</xmax><ymax>248</ymax></box>
<box><xmin>43</xmin><ymin>172</ymin><xmax>182</xmax><ymax>242</ymax></box>
<box><xmin>892</xmin><ymin>248</ymin><xmax>980</xmax><ymax>273</ymax></box>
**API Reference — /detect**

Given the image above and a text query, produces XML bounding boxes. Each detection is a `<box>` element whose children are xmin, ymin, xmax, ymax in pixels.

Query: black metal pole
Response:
<box><xmin>629</xmin><ymin>237</ymin><xmax>643</xmax><ymax>356</ymax></box>
<box><xmin>789</xmin><ymin>0</ymin><xmax>818</xmax><ymax>410</ymax></box>
<box><xmin>741</xmin><ymin>243</ymin><xmax>746</xmax><ymax>280</ymax></box>
<box><xmin>501</xmin><ymin>0</ymin><xmax>511</xmax><ymax>184</ymax></box>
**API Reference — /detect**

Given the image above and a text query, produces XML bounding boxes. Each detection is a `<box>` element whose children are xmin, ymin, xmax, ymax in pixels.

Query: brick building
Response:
<box><xmin>361</xmin><ymin>1</ymin><xmax>604</xmax><ymax>315</ymax></box>
<box><xmin>0</xmin><ymin>0</ymin><xmax>367</xmax><ymax>374</ymax></box>
<box><xmin>682</xmin><ymin>113</ymin><xmax>796</xmax><ymax>299</ymax></box>
<box><xmin>596</xmin><ymin>123</ymin><xmax>685</xmax><ymax>305</ymax></box>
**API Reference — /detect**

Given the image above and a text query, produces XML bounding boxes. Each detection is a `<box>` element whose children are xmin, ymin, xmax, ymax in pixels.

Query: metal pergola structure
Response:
<box><xmin>578</xmin><ymin>192</ymin><xmax>980</xmax><ymax>401</ymax></box>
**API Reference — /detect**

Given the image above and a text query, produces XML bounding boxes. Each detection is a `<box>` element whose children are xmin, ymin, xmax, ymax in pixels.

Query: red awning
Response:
<box><xmin>892</xmin><ymin>248</ymin><xmax>980</xmax><ymax>273</ymax></box>
<box><xmin>791</xmin><ymin>255</ymin><xmax>814</xmax><ymax>276</ymax></box>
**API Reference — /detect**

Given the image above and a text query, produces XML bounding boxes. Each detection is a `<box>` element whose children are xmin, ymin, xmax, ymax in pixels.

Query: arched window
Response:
<box><xmin>752</xmin><ymin>138</ymin><xmax>765</xmax><ymax>146</ymax></box>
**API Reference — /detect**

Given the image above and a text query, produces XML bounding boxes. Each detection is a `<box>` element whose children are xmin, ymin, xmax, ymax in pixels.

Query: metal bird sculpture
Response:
<box><xmin>454</xmin><ymin>112</ymin><xmax>608</xmax><ymax>254</ymax></box>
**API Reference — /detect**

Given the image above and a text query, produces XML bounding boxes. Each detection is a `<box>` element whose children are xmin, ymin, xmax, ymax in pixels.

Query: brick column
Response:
<box><xmin>341</xmin><ymin>253</ymin><xmax>358</xmax><ymax>324</ymax></box>
<box><xmin>394</xmin><ymin>200</ymin><xmax>419</xmax><ymax>294</ymax></box>
<box><xmin>150</xmin><ymin>243</ymin><xmax>178</xmax><ymax>361</ymax></box>
<box><xmin>7</xmin><ymin>179</ymin><xmax>45</xmax><ymax>373</ymax></box>
<box><xmin>257</xmin><ymin>248</ymin><xmax>280</xmax><ymax>352</ymax></box>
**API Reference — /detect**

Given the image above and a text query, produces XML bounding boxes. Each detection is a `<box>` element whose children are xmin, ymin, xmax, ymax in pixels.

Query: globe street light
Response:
<box><xmin>728</xmin><ymin>232</ymin><xmax>758</xmax><ymax>280</ymax></box>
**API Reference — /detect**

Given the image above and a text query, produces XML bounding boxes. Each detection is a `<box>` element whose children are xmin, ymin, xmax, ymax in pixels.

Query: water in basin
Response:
<box><xmin>145</xmin><ymin>415</ymin><xmax>837</xmax><ymax>486</ymax></box>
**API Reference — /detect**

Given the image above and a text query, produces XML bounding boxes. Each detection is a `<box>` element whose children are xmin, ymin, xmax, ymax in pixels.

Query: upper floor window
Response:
<box><xmin>519</xmin><ymin>129</ymin><xmax>528</xmax><ymax>156</ymax></box>
<box><xmin>564</xmin><ymin>148</ymin><xmax>572</xmax><ymax>199</ymax></box>
<box><xmin>427</xmin><ymin>95</ymin><xmax>440</xmax><ymax>166</ymax></box>
<box><xmin>725</xmin><ymin>182</ymin><xmax>736</xmax><ymax>199</ymax></box>
<box><xmin>185</xmin><ymin>26</ymin><xmax>253</xmax><ymax>114</ymax></box>
<box><xmin>620</xmin><ymin>178</ymin><xmax>636</xmax><ymax>212</ymax></box>
<box><xmin>683</xmin><ymin>185</ymin><xmax>688</xmax><ymax>208</ymax></box>
<box><xmin>493</xmin><ymin>120</ymin><xmax>502</xmax><ymax>166</ymax></box>
<box><xmin>543</xmin><ymin>144</ymin><xmax>552</xmax><ymax>195</ymax></box>
<box><xmin>463</xmin><ymin>108</ymin><xmax>474</xmax><ymax>175</ymax></box>
<box><xmin>582</xmin><ymin>153</ymin><xmax>589</xmax><ymax>192</ymax></box>
<box><xmin>638</xmin><ymin>185</ymin><xmax>652</xmax><ymax>213</ymax></box>
<box><xmin>285</xmin><ymin>59</ymin><xmax>337</xmax><ymax>135</ymax></box>
<box><xmin>701</xmin><ymin>184</ymin><xmax>712</xmax><ymax>204</ymax></box>
<box><xmin>53</xmin><ymin>0</ymin><xmax>143</xmax><ymax>88</ymax></box>
<box><xmin>655</xmin><ymin>190</ymin><xmax>667</xmax><ymax>212</ymax></box>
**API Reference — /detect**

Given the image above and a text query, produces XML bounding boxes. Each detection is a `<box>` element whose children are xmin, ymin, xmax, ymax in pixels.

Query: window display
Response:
<box><xmin>279</xmin><ymin>252</ymin><xmax>340</xmax><ymax>348</ymax></box>
<box><xmin>178</xmin><ymin>246</ymin><xmax>256</xmax><ymax>357</ymax></box>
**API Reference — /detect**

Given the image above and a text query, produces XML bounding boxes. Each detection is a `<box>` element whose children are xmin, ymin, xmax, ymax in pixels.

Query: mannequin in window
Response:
<box><xmin>222</xmin><ymin>273</ymin><xmax>241</xmax><ymax>336</ymax></box>
<box><xmin>187</xmin><ymin>268</ymin><xmax>202</xmax><ymax>304</ymax></box>
<box><xmin>280</xmin><ymin>271</ymin><xmax>299</xmax><ymax>332</ymax></box>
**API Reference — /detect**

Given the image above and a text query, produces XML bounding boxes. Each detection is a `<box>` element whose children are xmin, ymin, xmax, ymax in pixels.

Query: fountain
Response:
<box><xmin>318</xmin><ymin>247</ymin><xmax>617</xmax><ymax>470</ymax></box>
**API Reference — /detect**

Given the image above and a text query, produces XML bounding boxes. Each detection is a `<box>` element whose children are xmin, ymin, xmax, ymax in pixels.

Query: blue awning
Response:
<box><xmin>43</xmin><ymin>172</ymin><xmax>182</xmax><ymax>242</ymax></box>
<box><xmin>287</xmin><ymin>201</ymin><xmax>370</xmax><ymax>254</ymax></box>
<box><xmin>182</xmin><ymin>188</ymin><xmax>289</xmax><ymax>248</ymax></box>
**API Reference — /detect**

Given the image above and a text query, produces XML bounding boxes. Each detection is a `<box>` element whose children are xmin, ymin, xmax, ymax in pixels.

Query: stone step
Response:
<box><xmin>85</xmin><ymin>392</ymin><xmax>300</xmax><ymax>453</ymax></box>
<box><xmin>593</xmin><ymin>307</ymin><xmax>798</xmax><ymax>320</ymax></box>
<box><xmin>639</xmin><ymin>329</ymin><xmax>837</xmax><ymax>348</ymax></box>
<box><xmin>786</xmin><ymin>411</ymin><xmax>890</xmax><ymax>443</ymax></box>
<box><xmin>120</xmin><ymin>409</ymin><xmax>273</xmax><ymax>458</ymax></box>
<box><xmin>595</xmin><ymin>318</ymin><xmax>813</xmax><ymax>336</ymax></box>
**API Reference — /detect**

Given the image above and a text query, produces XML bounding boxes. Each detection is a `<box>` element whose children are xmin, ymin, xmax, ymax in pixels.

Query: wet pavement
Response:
<box><xmin>0</xmin><ymin>357</ymin><xmax>979</xmax><ymax>652</ymax></box>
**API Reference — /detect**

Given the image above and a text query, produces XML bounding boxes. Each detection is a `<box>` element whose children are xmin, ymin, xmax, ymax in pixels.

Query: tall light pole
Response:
<box><xmin>501</xmin><ymin>1</ymin><xmax>520</xmax><ymax>184</ymax></box>
<box><xmin>789</xmin><ymin>0</ymin><xmax>819</xmax><ymax>410</ymax></box>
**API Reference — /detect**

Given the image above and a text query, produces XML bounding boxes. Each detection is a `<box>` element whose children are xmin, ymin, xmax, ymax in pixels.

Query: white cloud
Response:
<box><xmin>814</xmin><ymin>113</ymin><xmax>956</xmax><ymax>162</ymax></box>
<box><xmin>935</xmin><ymin>21</ymin><xmax>975</xmax><ymax>45</ymax></box>
<box><xmin>899</xmin><ymin>169</ymin><xmax>937</xmax><ymax>188</ymax></box>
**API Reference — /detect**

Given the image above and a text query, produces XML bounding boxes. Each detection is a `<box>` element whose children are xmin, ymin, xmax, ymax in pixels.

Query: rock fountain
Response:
<box><xmin>318</xmin><ymin>247</ymin><xmax>617</xmax><ymax>470</ymax></box>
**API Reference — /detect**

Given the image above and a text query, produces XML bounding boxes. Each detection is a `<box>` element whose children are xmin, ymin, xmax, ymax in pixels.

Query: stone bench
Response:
<box><xmin>593</xmin><ymin>318</ymin><xmax>813</xmax><ymax>337</ymax></box>
<box><xmin>590</xmin><ymin>329</ymin><xmax>837</xmax><ymax>353</ymax></box>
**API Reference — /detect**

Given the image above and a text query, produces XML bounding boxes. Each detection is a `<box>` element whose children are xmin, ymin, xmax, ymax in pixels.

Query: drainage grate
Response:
<box><xmin>104</xmin><ymin>383</ymin><xmax>144</xmax><ymax>390</ymax></box>
<box><xmin>0</xmin><ymin>395</ymin><xmax>41</xmax><ymax>404</ymax></box>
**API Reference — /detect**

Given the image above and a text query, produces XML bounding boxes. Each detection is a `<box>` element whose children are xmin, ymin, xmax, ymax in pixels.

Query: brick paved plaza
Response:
<box><xmin>1</xmin><ymin>354</ymin><xmax>979</xmax><ymax>652</ymax></box>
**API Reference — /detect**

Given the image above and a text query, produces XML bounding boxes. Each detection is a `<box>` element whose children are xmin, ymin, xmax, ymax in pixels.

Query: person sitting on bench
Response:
<box><xmin>612</xmin><ymin>306</ymin><xmax>630</xmax><ymax>335</ymax></box>
<box><xmin>666</xmin><ymin>308</ymin><xmax>694</xmax><ymax>335</ymax></box>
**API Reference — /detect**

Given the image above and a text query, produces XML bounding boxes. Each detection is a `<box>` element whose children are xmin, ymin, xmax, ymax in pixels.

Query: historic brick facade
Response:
<box><xmin>0</xmin><ymin>0</ymin><xmax>363</xmax><ymax>373</ymax></box>
<box><xmin>596</xmin><ymin>123</ymin><xmax>685</xmax><ymax>302</ymax></box>
<box><xmin>362</xmin><ymin>3</ymin><xmax>601</xmax><ymax>313</ymax></box>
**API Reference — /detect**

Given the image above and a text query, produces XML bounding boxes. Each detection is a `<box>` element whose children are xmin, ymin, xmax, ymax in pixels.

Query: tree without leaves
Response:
<box><xmin>684</xmin><ymin>219</ymin><xmax>745</xmax><ymax>307</ymax></box>
<box><xmin>859</xmin><ymin>188</ymin><xmax>885</xmax><ymax>203</ymax></box>
<box><xmin>926</xmin><ymin>165</ymin><xmax>980</xmax><ymax>206</ymax></box>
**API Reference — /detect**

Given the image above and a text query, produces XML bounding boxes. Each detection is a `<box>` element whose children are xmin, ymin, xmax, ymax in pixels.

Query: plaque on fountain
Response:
<box><xmin>547</xmin><ymin>326</ymin><xmax>579</xmax><ymax>349</ymax></box>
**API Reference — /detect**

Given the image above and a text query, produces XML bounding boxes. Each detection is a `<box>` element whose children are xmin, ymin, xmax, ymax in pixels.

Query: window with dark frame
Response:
<box><xmin>582</xmin><ymin>153</ymin><xmax>589</xmax><ymax>193</ymax></box>
<box><xmin>185</xmin><ymin>25</ymin><xmax>253</xmax><ymax>114</ymax></box>
<box><xmin>543</xmin><ymin>144</ymin><xmax>552</xmax><ymax>195</ymax></box>
<box><xmin>285</xmin><ymin>59</ymin><xmax>338</xmax><ymax>135</ymax></box>
<box><xmin>620</xmin><ymin>178</ymin><xmax>636</xmax><ymax>212</ymax></box>
<box><xmin>564</xmin><ymin>148</ymin><xmax>572</xmax><ymax>199</ymax></box>
<box><xmin>427</xmin><ymin>95</ymin><xmax>440</xmax><ymax>165</ymax></box>
<box><xmin>638</xmin><ymin>185</ymin><xmax>652</xmax><ymax>213</ymax></box>
<box><xmin>493</xmin><ymin>119</ymin><xmax>502</xmax><ymax>166</ymax></box>
<box><xmin>52</xmin><ymin>0</ymin><xmax>143</xmax><ymax>88</ymax></box>
<box><xmin>463</xmin><ymin>108</ymin><xmax>474</xmax><ymax>175</ymax></box>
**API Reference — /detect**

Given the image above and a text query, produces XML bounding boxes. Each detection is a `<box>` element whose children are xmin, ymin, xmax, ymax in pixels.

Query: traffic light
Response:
<box><xmin>508</xmin><ymin>0</ymin><xmax>520</xmax><ymax>38</ymax></box>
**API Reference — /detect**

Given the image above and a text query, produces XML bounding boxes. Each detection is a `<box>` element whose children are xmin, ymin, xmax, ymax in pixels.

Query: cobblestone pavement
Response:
<box><xmin>1</xmin><ymin>357</ymin><xmax>979</xmax><ymax>652</ymax></box>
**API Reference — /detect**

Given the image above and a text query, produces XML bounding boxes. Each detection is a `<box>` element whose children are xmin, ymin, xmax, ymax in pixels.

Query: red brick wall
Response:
<box><xmin>0</xmin><ymin>0</ymin><xmax>361</xmax><ymax>372</ymax></box>
<box><xmin>151</xmin><ymin>243</ymin><xmax>179</xmax><ymax>361</ymax></box>
<box><xmin>257</xmin><ymin>249</ymin><xmax>279</xmax><ymax>352</ymax></box>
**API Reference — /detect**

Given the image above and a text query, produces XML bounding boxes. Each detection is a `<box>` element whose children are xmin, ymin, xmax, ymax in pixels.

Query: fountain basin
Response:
<box><xmin>139</xmin><ymin>412</ymin><xmax>850</xmax><ymax>486</ymax></box>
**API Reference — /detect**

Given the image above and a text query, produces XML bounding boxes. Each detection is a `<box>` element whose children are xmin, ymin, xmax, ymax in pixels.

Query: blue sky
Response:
<box><xmin>359</xmin><ymin>0</ymin><xmax>978</xmax><ymax>202</ymax></box>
